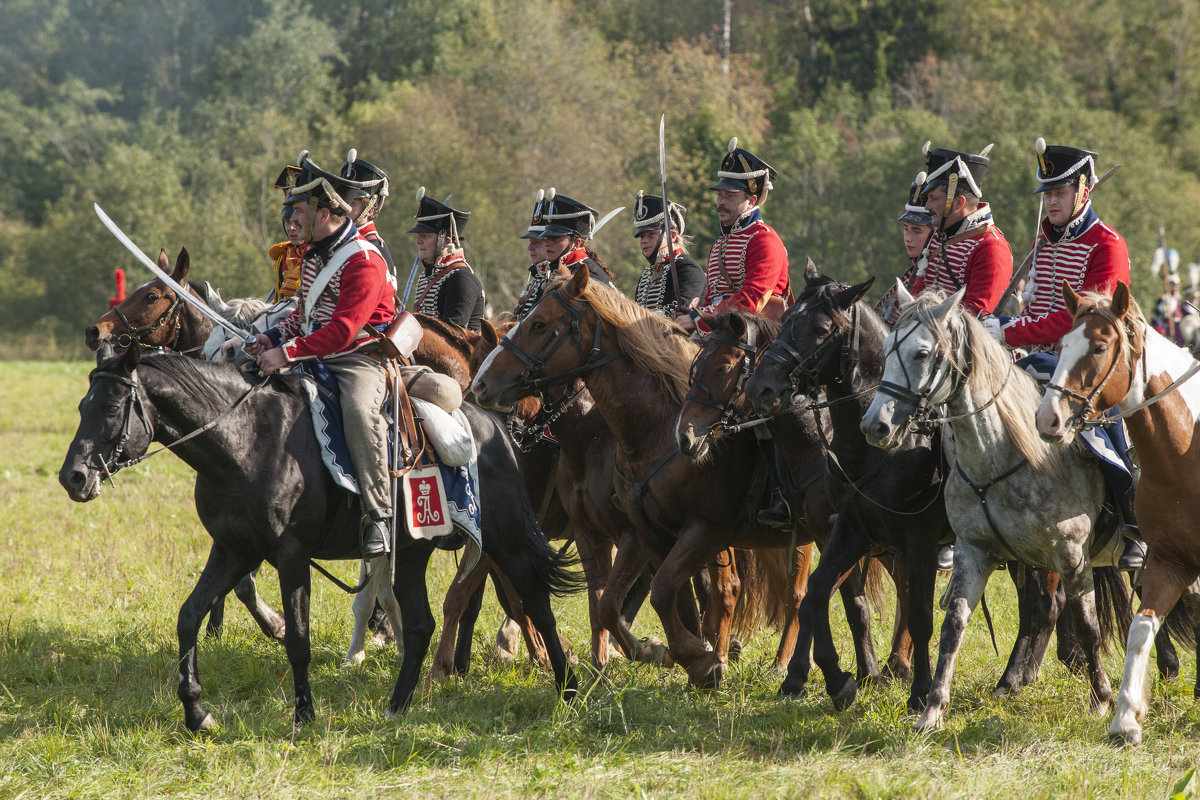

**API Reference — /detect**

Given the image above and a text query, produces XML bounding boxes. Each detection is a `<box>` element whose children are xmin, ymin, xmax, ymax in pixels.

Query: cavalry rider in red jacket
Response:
<box><xmin>915</xmin><ymin>143</ymin><xmax>1013</xmax><ymax>317</ymax></box>
<box><xmin>982</xmin><ymin>140</ymin><xmax>1143</xmax><ymax>569</ymax></box>
<box><xmin>676</xmin><ymin>138</ymin><xmax>790</xmax><ymax>333</ymax></box>
<box><xmin>246</xmin><ymin>151</ymin><xmax>397</xmax><ymax>558</ymax></box>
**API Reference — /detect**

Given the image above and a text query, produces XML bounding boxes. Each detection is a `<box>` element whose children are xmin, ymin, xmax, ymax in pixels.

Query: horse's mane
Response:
<box><xmin>546</xmin><ymin>273</ymin><xmax>697</xmax><ymax>404</ymax></box>
<box><xmin>705</xmin><ymin>309</ymin><xmax>782</xmax><ymax>347</ymax></box>
<box><xmin>219</xmin><ymin>297</ymin><xmax>270</xmax><ymax>327</ymax></box>
<box><xmin>416</xmin><ymin>313</ymin><xmax>480</xmax><ymax>357</ymax></box>
<box><xmin>897</xmin><ymin>292</ymin><xmax>1064</xmax><ymax>476</ymax></box>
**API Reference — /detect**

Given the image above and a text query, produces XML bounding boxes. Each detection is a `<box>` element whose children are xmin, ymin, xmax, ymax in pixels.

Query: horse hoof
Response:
<box><xmin>777</xmin><ymin>677</ymin><xmax>807</xmax><ymax>699</ymax></box>
<box><xmin>341</xmin><ymin>652</ymin><xmax>366</xmax><ymax>669</ymax></box>
<box><xmin>688</xmin><ymin>657</ymin><xmax>725</xmax><ymax>691</ymax></box>
<box><xmin>992</xmin><ymin>683</ymin><xmax>1018</xmax><ymax>699</ymax></box>
<box><xmin>188</xmin><ymin>712</ymin><xmax>218</xmax><ymax>734</ymax></box>
<box><xmin>830</xmin><ymin>674</ymin><xmax>857</xmax><ymax>711</ymax></box>
<box><xmin>1107</xmin><ymin>729</ymin><xmax>1141</xmax><ymax>748</ymax></box>
<box><xmin>384</xmin><ymin>705</ymin><xmax>400</xmax><ymax>720</ymax></box>
<box><xmin>727</xmin><ymin>638</ymin><xmax>742</xmax><ymax>663</ymax></box>
<box><xmin>914</xmin><ymin>710</ymin><xmax>943</xmax><ymax>733</ymax></box>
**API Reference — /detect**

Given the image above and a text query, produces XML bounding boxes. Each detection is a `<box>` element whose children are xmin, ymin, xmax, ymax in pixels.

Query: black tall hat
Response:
<box><xmin>339</xmin><ymin>149</ymin><xmax>391</xmax><ymax>204</ymax></box>
<box><xmin>281</xmin><ymin>150</ymin><xmax>357</xmax><ymax>213</ymax></box>
<box><xmin>537</xmin><ymin>189</ymin><xmax>597</xmax><ymax>239</ymax></box>
<box><xmin>407</xmin><ymin>187</ymin><xmax>470</xmax><ymax>237</ymax></box>
<box><xmin>520</xmin><ymin>189</ymin><xmax>547</xmax><ymax>240</ymax></box>
<box><xmin>274</xmin><ymin>164</ymin><xmax>302</xmax><ymax>218</ymax></box>
<box><xmin>897</xmin><ymin>170</ymin><xmax>933</xmax><ymax>226</ymax></box>
<box><xmin>1033</xmin><ymin>139</ymin><xmax>1098</xmax><ymax>194</ymax></box>
<box><xmin>632</xmin><ymin>191</ymin><xmax>686</xmax><ymax>237</ymax></box>
<box><xmin>710</xmin><ymin>137</ymin><xmax>777</xmax><ymax>199</ymax></box>
<box><xmin>920</xmin><ymin>141</ymin><xmax>992</xmax><ymax>198</ymax></box>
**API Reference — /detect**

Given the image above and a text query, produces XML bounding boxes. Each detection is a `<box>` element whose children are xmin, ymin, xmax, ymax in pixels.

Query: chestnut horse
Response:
<box><xmin>473</xmin><ymin>266</ymin><xmax>818</xmax><ymax>688</ymax></box>
<box><xmin>1036</xmin><ymin>282</ymin><xmax>1200</xmax><ymax>746</ymax></box>
<box><xmin>675</xmin><ymin>309</ymin><xmax>910</xmax><ymax>682</ymax></box>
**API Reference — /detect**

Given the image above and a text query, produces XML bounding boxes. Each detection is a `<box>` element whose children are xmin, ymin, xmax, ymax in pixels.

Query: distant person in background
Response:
<box><xmin>407</xmin><ymin>191</ymin><xmax>485</xmax><ymax>332</ymax></box>
<box><xmin>678</xmin><ymin>137</ymin><xmax>790</xmax><ymax>333</ymax></box>
<box><xmin>874</xmin><ymin>169</ymin><xmax>933</xmax><ymax>325</ymax></box>
<box><xmin>1153</xmin><ymin>273</ymin><xmax>1185</xmax><ymax>345</ymax></box>
<box><xmin>630</xmin><ymin>190</ymin><xmax>703</xmax><ymax>316</ymax></box>
<box><xmin>339</xmin><ymin>150</ymin><xmax>395</xmax><ymax>285</ymax></box>
<box><xmin>915</xmin><ymin>142</ymin><xmax>1012</xmax><ymax>317</ymax></box>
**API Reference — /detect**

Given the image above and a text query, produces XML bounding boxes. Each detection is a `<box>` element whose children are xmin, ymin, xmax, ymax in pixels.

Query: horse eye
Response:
<box><xmin>915</xmin><ymin>349</ymin><xmax>930</xmax><ymax>359</ymax></box>
<box><xmin>146</xmin><ymin>293</ymin><xmax>159</xmax><ymax>302</ymax></box>
<box><xmin>104</xmin><ymin>403</ymin><xmax>120</xmax><ymax>413</ymax></box>
<box><xmin>530</xmin><ymin>320</ymin><xmax>546</xmax><ymax>333</ymax></box>
<box><xmin>1093</xmin><ymin>344</ymin><xmax>1107</xmax><ymax>355</ymax></box>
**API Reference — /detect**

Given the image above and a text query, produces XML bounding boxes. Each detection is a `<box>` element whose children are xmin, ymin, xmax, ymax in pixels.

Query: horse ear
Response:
<box><xmin>157</xmin><ymin>249</ymin><xmax>170</xmax><ymax>271</ymax></box>
<box><xmin>1062</xmin><ymin>279</ymin><xmax>1082</xmax><ymax>318</ymax></box>
<box><xmin>894</xmin><ymin>278</ymin><xmax>915</xmax><ymax>307</ymax></box>
<box><xmin>172</xmin><ymin>247</ymin><xmax>190</xmax><ymax>285</ymax></box>
<box><xmin>833</xmin><ymin>277</ymin><xmax>875</xmax><ymax>310</ymax></box>
<box><xmin>803</xmin><ymin>258</ymin><xmax>820</xmax><ymax>285</ymax></box>
<box><xmin>1111</xmin><ymin>281</ymin><xmax>1131</xmax><ymax>318</ymax></box>
<box><xmin>930</xmin><ymin>287</ymin><xmax>967</xmax><ymax>323</ymax></box>
<box><xmin>567</xmin><ymin>263</ymin><xmax>589</xmax><ymax>295</ymax></box>
<box><xmin>480</xmin><ymin>318</ymin><xmax>499</xmax><ymax>347</ymax></box>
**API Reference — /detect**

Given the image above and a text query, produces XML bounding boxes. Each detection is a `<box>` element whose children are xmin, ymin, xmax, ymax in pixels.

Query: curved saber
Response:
<box><xmin>94</xmin><ymin>203</ymin><xmax>254</xmax><ymax>344</ymax></box>
<box><xmin>591</xmin><ymin>206</ymin><xmax>626</xmax><ymax>237</ymax></box>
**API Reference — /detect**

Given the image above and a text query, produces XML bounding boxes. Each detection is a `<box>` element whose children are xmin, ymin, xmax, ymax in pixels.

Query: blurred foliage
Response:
<box><xmin>1</xmin><ymin>0</ymin><xmax>1199</xmax><ymax>343</ymax></box>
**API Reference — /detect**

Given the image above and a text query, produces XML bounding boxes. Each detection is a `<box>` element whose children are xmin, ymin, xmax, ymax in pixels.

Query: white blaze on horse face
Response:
<box><xmin>1037</xmin><ymin>325</ymin><xmax>1089</xmax><ymax>440</ymax></box>
<box><xmin>470</xmin><ymin>320</ymin><xmax>520</xmax><ymax>397</ymax></box>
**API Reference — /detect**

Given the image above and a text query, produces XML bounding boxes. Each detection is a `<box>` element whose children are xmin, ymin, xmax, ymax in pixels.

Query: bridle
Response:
<box><xmin>875</xmin><ymin>316</ymin><xmax>965</xmax><ymax>435</ymax></box>
<box><xmin>497</xmin><ymin>289</ymin><xmax>622</xmax><ymax>393</ymax></box>
<box><xmin>1045</xmin><ymin>309</ymin><xmax>1140</xmax><ymax>432</ymax></box>
<box><xmin>111</xmin><ymin>290</ymin><xmax>185</xmax><ymax>351</ymax></box>
<box><xmin>683</xmin><ymin>317</ymin><xmax>760</xmax><ymax>437</ymax></box>
<box><xmin>85</xmin><ymin>363</ymin><xmax>267</xmax><ymax>486</ymax></box>
<box><xmin>760</xmin><ymin>298</ymin><xmax>863</xmax><ymax>406</ymax></box>
<box><xmin>506</xmin><ymin>382</ymin><xmax>588</xmax><ymax>453</ymax></box>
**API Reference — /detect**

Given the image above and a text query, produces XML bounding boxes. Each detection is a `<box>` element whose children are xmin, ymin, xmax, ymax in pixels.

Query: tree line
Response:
<box><xmin>2</xmin><ymin>0</ymin><xmax>1198</xmax><ymax>355</ymax></box>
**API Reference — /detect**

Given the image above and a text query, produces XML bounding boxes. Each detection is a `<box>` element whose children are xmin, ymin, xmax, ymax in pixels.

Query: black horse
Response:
<box><xmin>745</xmin><ymin>261</ymin><xmax>1069</xmax><ymax>713</ymax></box>
<box><xmin>60</xmin><ymin>345</ymin><xmax>579</xmax><ymax>730</ymax></box>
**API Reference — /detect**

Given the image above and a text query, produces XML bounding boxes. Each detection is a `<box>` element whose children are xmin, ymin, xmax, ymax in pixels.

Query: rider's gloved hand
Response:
<box><xmin>981</xmin><ymin>315</ymin><xmax>1008</xmax><ymax>343</ymax></box>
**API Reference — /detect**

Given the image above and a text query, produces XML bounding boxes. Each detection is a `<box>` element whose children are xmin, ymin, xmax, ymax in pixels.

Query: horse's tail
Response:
<box><xmin>732</xmin><ymin>548</ymin><xmax>791</xmax><ymax>638</ymax></box>
<box><xmin>521</xmin><ymin>509</ymin><xmax>586</xmax><ymax>598</ymax></box>
<box><xmin>862</xmin><ymin>555</ymin><xmax>888</xmax><ymax>616</ymax></box>
<box><xmin>1160</xmin><ymin>594</ymin><xmax>1199</xmax><ymax>649</ymax></box>
<box><xmin>1093</xmin><ymin>566</ymin><xmax>1134</xmax><ymax>654</ymax></box>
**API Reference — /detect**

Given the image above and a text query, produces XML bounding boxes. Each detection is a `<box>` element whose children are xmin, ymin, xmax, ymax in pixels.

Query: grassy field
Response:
<box><xmin>2</xmin><ymin>360</ymin><xmax>1197</xmax><ymax>799</ymax></box>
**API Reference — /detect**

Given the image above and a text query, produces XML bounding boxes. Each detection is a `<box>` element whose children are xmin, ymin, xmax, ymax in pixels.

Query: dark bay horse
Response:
<box><xmin>674</xmin><ymin>309</ymin><xmax>911</xmax><ymax>682</ymax></box>
<box><xmin>472</xmin><ymin>266</ymin><xmax>815</xmax><ymax>688</ymax></box>
<box><xmin>743</xmin><ymin>262</ymin><xmax>953</xmax><ymax>713</ymax></box>
<box><xmin>60</xmin><ymin>346</ymin><xmax>578</xmax><ymax>729</ymax></box>
<box><xmin>1036</xmin><ymin>282</ymin><xmax>1200</xmax><ymax>745</ymax></box>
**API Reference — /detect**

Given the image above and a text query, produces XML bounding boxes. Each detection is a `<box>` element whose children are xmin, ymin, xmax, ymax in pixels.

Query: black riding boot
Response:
<box><xmin>363</xmin><ymin>516</ymin><xmax>391</xmax><ymax>558</ymax></box>
<box><xmin>756</xmin><ymin>445</ymin><xmax>793</xmax><ymax>529</ymax></box>
<box><xmin>1116</xmin><ymin>487</ymin><xmax>1145</xmax><ymax>569</ymax></box>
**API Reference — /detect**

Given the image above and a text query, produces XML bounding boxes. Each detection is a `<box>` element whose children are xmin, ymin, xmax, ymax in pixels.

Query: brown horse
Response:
<box><xmin>473</xmin><ymin>266</ymin><xmax>822</xmax><ymax>688</ymax></box>
<box><xmin>1036</xmin><ymin>281</ymin><xmax>1200</xmax><ymax>746</ymax></box>
<box><xmin>675</xmin><ymin>309</ymin><xmax>908</xmax><ymax>682</ymax></box>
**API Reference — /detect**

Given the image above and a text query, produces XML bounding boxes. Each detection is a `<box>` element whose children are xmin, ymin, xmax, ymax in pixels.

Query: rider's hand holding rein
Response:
<box><xmin>245</xmin><ymin>333</ymin><xmax>289</xmax><ymax>375</ymax></box>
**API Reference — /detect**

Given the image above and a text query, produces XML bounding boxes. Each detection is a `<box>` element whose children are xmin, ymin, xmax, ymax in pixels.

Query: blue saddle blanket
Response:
<box><xmin>293</xmin><ymin>358</ymin><xmax>483</xmax><ymax>556</ymax></box>
<box><xmin>1018</xmin><ymin>351</ymin><xmax>1134</xmax><ymax>496</ymax></box>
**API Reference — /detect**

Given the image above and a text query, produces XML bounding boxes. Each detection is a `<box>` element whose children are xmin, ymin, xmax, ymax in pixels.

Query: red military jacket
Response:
<box><xmin>269</xmin><ymin>222</ymin><xmax>395</xmax><ymax>362</ymax></box>
<box><xmin>912</xmin><ymin>203</ymin><xmax>1012</xmax><ymax>317</ymax></box>
<box><xmin>1001</xmin><ymin>203</ymin><xmax>1129</xmax><ymax>348</ymax></box>
<box><xmin>698</xmin><ymin>208</ymin><xmax>790</xmax><ymax>319</ymax></box>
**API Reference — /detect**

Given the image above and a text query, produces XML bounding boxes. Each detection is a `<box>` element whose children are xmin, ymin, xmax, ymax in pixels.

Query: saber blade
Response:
<box><xmin>93</xmin><ymin>203</ymin><xmax>254</xmax><ymax>343</ymax></box>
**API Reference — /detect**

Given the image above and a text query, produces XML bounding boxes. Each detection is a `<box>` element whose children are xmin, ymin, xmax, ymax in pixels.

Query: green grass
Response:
<box><xmin>1</xmin><ymin>360</ymin><xmax>1196</xmax><ymax>798</ymax></box>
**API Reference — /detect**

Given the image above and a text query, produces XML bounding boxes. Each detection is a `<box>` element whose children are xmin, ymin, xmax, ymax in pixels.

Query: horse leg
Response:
<box><xmin>596</xmin><ymin>533</ymin><xmax>661</xmax><ymax>664</ymax></box>
<box><xmin>572</xmin><ymin>525</ymin><xmax>615</xmax><ymax>668</ymax></box>
<box><xmin>229</xmin><ymin>568</ymin><xmax>287</xmax><ymax>644</ymax></box>
<box><xmin>994</xmin><ymin>568</ymin><xmax>1058</xmax><ymax>697</ymax></box>
<box><xmin>779</xmin><ymin>518</ymin><xmax>862</xmax><ymax>706</ymax></box>
<box><xmin>1018</xmin><ymin>569</ymin><xmax>1064</xmax><ymax>687</ymax></box>
<box><xmin>1109</xmin><ymin>555</ymin><xmax>1194</xmax><ymax>746</ymax></box>
<box><xmin>702</xmin><ymin>549</ymin><xmax>739</xmax><ymax>662</ymax></box>
<box><xmin>649</xmin><ymin>533</ymin><xmax>725</xmax><ymax>689</ymax></box>
<box><xmin>1148</xmin><ymin>581</ymin><xmax>1182</xmax><ymax>679</ymax></box>
<box><xmin>178</xmin><ymin>543</ymin><xmax>261</xmax><ymax>732</ymax></box>
<box><xmin>772</xmin><ymin>543</ymin><xmax>814</xmax><ymax>672</ymax></box>
<box><xmin>1059</xmin><ymin>562</ymin><xmax>1115</xmax><ymax>717</ymax></box>
<box><xmin>621</xmin><ymin>564</ymin><xmax>654</xmax><ymax>628</ymax></box>
<box><xmin>494</xmin><ymin>569</ymin><xmax>556</xmax><ymax>671</ymax></box>
<box><xmin>454</xmin><ymin>576</ymin><xmax>487</xmax><ymax>674</ymax></box>
<box><xmin>276</xmin><ymin>553</ymin><xmax>317</xmax><ymax>725</ymax></box>
<box><xmin>882</xmin><ymin>555</ymin><xmax>914</xmax><ymax>682</ymax></box>
<box><xmin>205</xmin><ymin>595</ymin><xmax>225</xmax><ymax>638</ymax></box>
<box><xmin>1054</xmin><ymin>572</ymin><xmax>1087</xmax><ymax>673</ymax></box>
<box><xmin>387</xmin><ymin>544</ymin><xmax>438</xmax><ymax>716</ymax></box>
<box><xmin>429</xmin><ymin>554</ymin><xmax>492</xmax><ymax>681</ymax></box>
<box><xmin>915</xmin><ymin>548</ymin><xmax>995</xmax><ymax>731</ymax></box>
<box><xmin>835</xmin><ymin>558</ymin><xmax>881</xmax><ymax>687</ymax></box>
<box><xmin>903</xmin><ymin>533</ymin><xmax>941</xmax><ymax>715</ymax></box>
<box><xmin>343</xmin><ymin>560</ymin><xmax>386</xmax><ymax>668</ymax></box>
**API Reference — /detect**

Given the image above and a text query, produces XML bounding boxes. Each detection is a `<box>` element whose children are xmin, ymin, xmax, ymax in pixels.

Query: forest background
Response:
<box><xmin>2</xmin><ymin>0</ymin><xmax>1198</xmax><ymax>356</ymax></box>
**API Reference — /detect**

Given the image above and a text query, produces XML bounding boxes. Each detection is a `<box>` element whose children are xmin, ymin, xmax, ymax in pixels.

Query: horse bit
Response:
<box><xmin>684</xmin><ymin>317</ymin><xmax>760</xmax><ymax>436</ymax></box>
